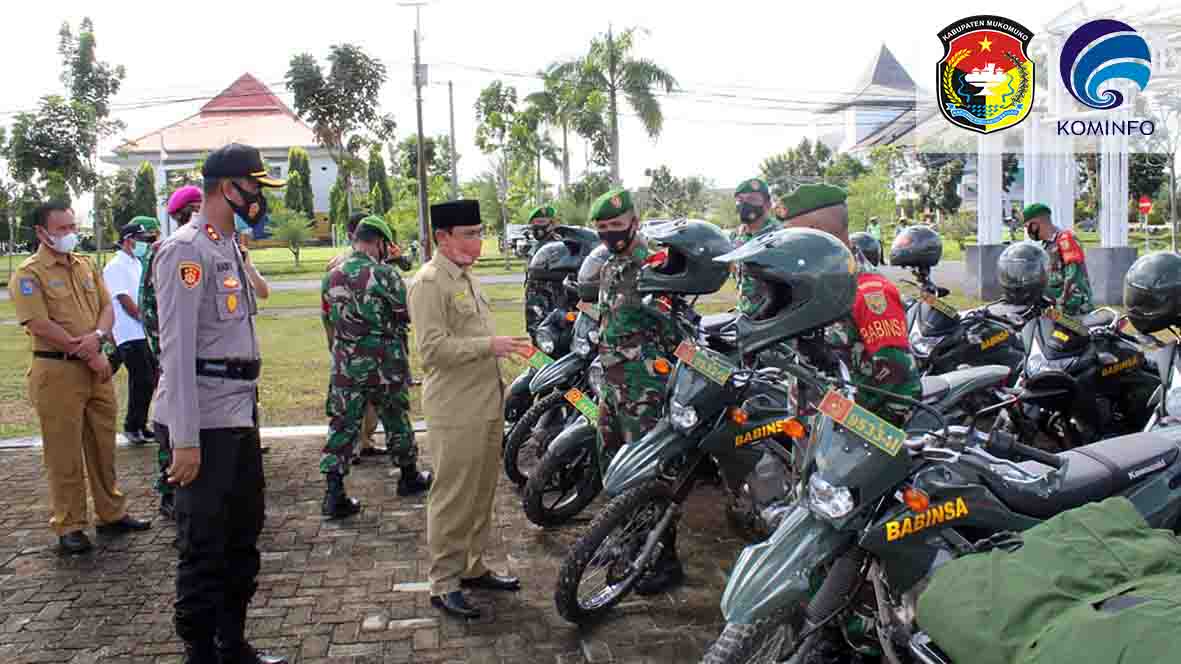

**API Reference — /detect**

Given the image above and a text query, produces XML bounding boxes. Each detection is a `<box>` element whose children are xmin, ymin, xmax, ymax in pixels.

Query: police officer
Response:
<box><xmin>1023</xmin><ymin>203</ymin><xmax>1094</xmax><ymax>316</ymax></box>
<box><xmin>591</xmin><ymin>188</ymin><xmax>686</xmax><ymax>593</ymax></box>
<box><xmin>320</xmin><ymin>215</ymin><xmax>431</xmax><ymax>519</ymax></box>
<box><xmin>11</xmin><ymin>202</ymin><xmax>151</xmax><ymax>554</ymax></box>
<box><xmin>153</xmin><ymin>144</ymin><xmax>286</xmax><ymax>664</ymax></box>
<box><xmin>732</xmin><ymin>178</ymin><xmax>783</xmax><ymax>315</ymax></box>
<box><xmin>409</xmin><ymin>200</ymin><xmax>530</xmax><ymax>619</ymax></box>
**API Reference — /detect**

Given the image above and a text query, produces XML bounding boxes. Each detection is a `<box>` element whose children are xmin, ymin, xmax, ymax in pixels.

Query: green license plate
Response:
<box><xmin>922</xmin><ymin>292</ymin><xmax>959</xmax><ymax>319</ymax></box>
<box><xmin>674</xmin><ymin>340</ymin><xmax>735</xmax><ymax>386</ymax></box>
<box><xmin>564</xmin><ymin>388</ymin><xmax>599</xmax><ymax>425</ymax></box>
<box><xmin>817</xmin><ymin>389</ymin><xmax>904</xmax><ymax>457</ymax></box>
<box><xmin>576</xmin><ymin>302</ymin><xmax>600</xmax><ymax>321</ymax></box>
<box><xmin>523</xmin><ymin>345</ymin><xmax>556</xmax><ymax>369</ymax></box>
<box><xmin>1044</xmin><ymin>307</ymin><xmax>1088</xmax><ymax>336</ymax></box>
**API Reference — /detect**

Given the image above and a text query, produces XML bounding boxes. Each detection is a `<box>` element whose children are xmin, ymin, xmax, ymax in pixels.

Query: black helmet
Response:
<box><xmin>577</xmin><ymin>245</ymin><xmax>610</xmax><ymax>302</ymax></box>
<box><xmin>715</xmin><ymin>228</ymin><xmax>857</xmax><ymax>355</ymax></box>
<box><xmin>997</xmin><ymin>241</ymin><xmax>1050</xmax><ymax>305</ymax></box>
<box><xmin>890</xmin><ymin>225</ymin><xmax>943</xmax><ymax>268</ymax></box>
<box><xmin>850</xmin><ymin>232</ymin><xmax>881</xmax><ymax>267</ymax></box>
<box><xmin>1125</xmin><ymin>251</ymin><xmax>1181</xmax><ymax>334</ymax></box>
<box><xmin>527</xmin><ymin>227</ymin><xmax>598</xmax><ymax>281</ymax></box>
<box><xmin>638</xmin><ymin>219</ymin><xmax>733</xmax><ymax>295</ymax></box>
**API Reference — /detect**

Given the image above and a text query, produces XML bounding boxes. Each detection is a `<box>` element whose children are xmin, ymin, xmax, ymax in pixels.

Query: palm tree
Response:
<box><xmin>510</xmin><ymin>107</ymin><xmax>562</xmax><ymax>204</ymax></box>
<box><xmin>554</xmin><ymin>26</ymin><xmax>678</xmax><ymax>185</ymax></box>
<box><xmin>525</xmin><ymin>66</ymin><xmax>604</xmax><ymax>194</ymax></box>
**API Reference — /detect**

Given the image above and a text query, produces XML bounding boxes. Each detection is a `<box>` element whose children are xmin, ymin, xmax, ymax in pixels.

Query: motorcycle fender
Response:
<box><xmin>602</xmin><ymin>421</ymin><xmax>693</xmax><ymax>497</ymax></box>
<box><xmin>548</xmin><ymin>421</ymin><xmax>597</xmax><ymax>458</ymax></box>
<box><xmin>529</xmin><ymin>353</ymin><xmax>589</xmax><ymax>394</ymax></box>
<box><xmin>505</xmin><ymin>367</ymin><xmax>537</xmax><ymax>418</ymax></box>
<box><xmin>721</xmin><ymin>505</ymin><xmax>850</xmax><ymax>624</ymax></box>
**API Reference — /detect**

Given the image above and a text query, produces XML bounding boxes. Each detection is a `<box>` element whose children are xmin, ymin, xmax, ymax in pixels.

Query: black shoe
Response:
<box><xmin>58</xmin><ymin>530</ymin><xmax>93</xmax><ymax>555</ymax></box>
<box><xmin>123</xmin><ymin>430</ymin><xmax>145</xmax><ymax>445</ymax></box>
<box><xmin>139</xmin><ymin>428</ymin><xmax>157</xmax><ymax>442</ymax></box>
<box><xmin>217</xmin><ymin>642</ymin><xmax>288</xmax><ymax>664</ymax></box>
<box><xmin>460</xmin><ymin>572</ymin><xmax>521</xmax><ymax>592</ymax></box>
<box><xmin>430</xmin><ymin>591</ymin><xmax>480</xmax><ymax>619</ymax></box>
<box><xmin>159</xmin><ymin>494</ymin><xmax>175</xmax><ymax>520</ymax></box>
<box><xmin>359</xmin><ymin>446</ymin><xmax>386</xmax><ymax>457</ymax></box>
<box><xmin>96</xmin><ymin>515</ymin><xmax>152</xmax><ymax>536</ymax></box>
<box><xmin>396</xmin><ymin>465</ymin><xmax>433</xmax><ymax>497</ymax></box>
<box><xmin>321</xmin><ymin>474</ymin><xmax>362</xmax><ymax>519</ymax></box>
<box><xmin>183</xmin><ymin>642</ymin><xmax>218</xmax><ymax>664</ymax></box>
<box><xmin>634</xmin><ymin>558</ymin><xmax>685</xmax><ymax>595</ymax></box>
<box><xmin>260</xmin><ymin>446</ymin><xmax>270</xmax><ymax>454</ymax></box>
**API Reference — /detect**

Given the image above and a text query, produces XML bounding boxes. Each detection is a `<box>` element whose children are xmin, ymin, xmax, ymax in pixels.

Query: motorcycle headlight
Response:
<box><xmin>572</xmin><ymin>336</ymin><xmax>592</xmax><ymax>357</ymax></box>
<box><xmin>809</xmin><ymin>475</ymin><xmax>855</xmax><ymax>520</ymax></box>
<box><xmin>588</xmin><ymin>328</ymin><xmax>600</xmax><ymax>345</ymax></box>
<box><xmin>536</xmin><ymin>330</ymin><xmax>556</xmax><ymax>355</ymax></box>
<box><xmin>908</xmin><ymin>327</ymin><xmax>932</xmax><ymax>358</ymax></box>
<box><xmin>588</xmin><ymin>363</ymin><xmax>605</xmax><ymax>399</ymax></box>
<box><xmin>669</xmin><ymin>401</ymin><xmax>699</xmax><ymax>432</ymax></box>
<box><xmin>1166</xmin><ymin>386</ymin><xmax>1181</xmax><ymax>417</ymax></box>
<box><xmin>1026</xmin><ymin>352</ymin><xmax>1047</xmax><ymax>376</ymax></box>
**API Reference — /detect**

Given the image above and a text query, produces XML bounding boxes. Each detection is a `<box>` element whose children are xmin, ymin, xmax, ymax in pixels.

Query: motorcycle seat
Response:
<box><xmin>700</xmin><ymin>313</ymin><xmax>738</xmax><ymax>337</ymax></box>
<box><xmin>1083</xmin><ymin>309</ymin><xmax>1116</xmax><ymax>328</ymax></box>
<box><xmin>920</xmin><ymin>365</ymin><xmax>1011</xmax><ymax>404</ymax></box>
<box><xmin>989</xmin><ymin>429</ymin><xmax>1181</xmax><ymax>519</ymax></box>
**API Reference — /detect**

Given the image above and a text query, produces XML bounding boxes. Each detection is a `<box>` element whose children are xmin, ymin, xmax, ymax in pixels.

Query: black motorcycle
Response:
<box><xmin>503</xmin><ymin>293</ymin><xmax>578</xmax><ymax>446</ymax></box>
<box><xmin>1145</xmin><ymin>331</ymin><xmax>1181</xmax><ymax>431</ymax></box>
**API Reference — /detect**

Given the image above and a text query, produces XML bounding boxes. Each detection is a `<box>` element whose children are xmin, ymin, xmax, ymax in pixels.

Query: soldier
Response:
<box><xmin>409</xmin><ymin>199</ymin><xmax>531</xmax><ymax>620</ymax></box>
<box><xmin>11</xmin><ymin>201</ymin><xmax>151</xmax><ymax>555</ymax></box>
<box><xmin>142</xmin><ymin>186</ymin><xmax>202</xmax><ymax>519</ymax></box>
<box><xmin>783</xmin><ymin>184</ymin><xmax>920</xmax><ymax>425</ymax></box>
<box><xmin>732</xmin><ymin>178</ymin><xmax>783</xmax><ymax>315</ymax></box>
<box><xmin>523</xmin><ymin>204</ymin><xmax>563</xmax><ymax>337</ymax></box>
<box><xmin>1023</xmin><ymin>203</ymin><xmax>1094</xmax><ymax>317</ymax></box>
<box><xmin>154</xmin><ymin>144</ymin><xmax>285</xmax><ymax>664</ymax></box>
<box><xmin>320</xmin><ymin>216</ymin><xmax>431</xmax><ymax>519</ymax></box>
<box><xmin>591</xmin><ymin>188</ymin><xmax>685</xmax><ymax>594</ymax></box>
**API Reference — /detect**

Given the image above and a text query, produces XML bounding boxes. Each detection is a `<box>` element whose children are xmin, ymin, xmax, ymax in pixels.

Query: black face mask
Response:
<box><xmin>599</xmin><ymin>221</ymin><xmax>636</xmax><ymax>255</ymax></box>
<box><xmin>737</xmin><ymin>202</ymin><xmax>765</xmax><ymax>223</ymax></box>
<box><xmin>531</xmin><ymin>225</ymin><xmax>551</xmax><ymax>241</ymax></box>
<box><xmin>225</xmin><ymin>182</ymin><xmax>267</xmax><ymax>224</ymax></box>
<box><xmin>1026</xmin><ymin>224</ymin><xmax>1040</xmax><ymax>241</ymax></box>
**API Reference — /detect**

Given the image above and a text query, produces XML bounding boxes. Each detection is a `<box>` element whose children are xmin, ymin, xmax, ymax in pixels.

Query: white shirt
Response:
<box><xmin>103</xmin><ymin>249</ymin><xmax>146</xmax><ymax>344</ymax></box>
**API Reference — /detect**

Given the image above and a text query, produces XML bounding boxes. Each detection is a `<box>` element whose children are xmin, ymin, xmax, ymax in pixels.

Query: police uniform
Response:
<box><xmin>11</xmin><ymin>244</ymin><xmax>134</xmax><ymax>542</ymax></box>
<box><xmin>409</xmin><ymin>200</ymin><xmax>518</xmax><ymax>618</ymax></box>
<box><xmin>153</xmin><ymin>143</ymin><xmax>285</xmax><ymax>664</ymax></box>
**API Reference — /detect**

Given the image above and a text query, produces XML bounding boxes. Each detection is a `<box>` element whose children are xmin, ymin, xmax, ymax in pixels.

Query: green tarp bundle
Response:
<box><xmin>917</xmin><ymin>497</ymin><xmax>1181</xmax><ymax>664</ymax></box>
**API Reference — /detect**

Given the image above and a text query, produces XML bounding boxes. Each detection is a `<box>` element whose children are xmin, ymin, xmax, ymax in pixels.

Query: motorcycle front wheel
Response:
<box><xmin>504</xmin><ymin>391</ymin><xmax>574</xmax><ymax>486</ymax></box>
<box><xmin>701</xmin><ymin>609</ymin><xmax>796</xmax><ymax>664</ymax></box>
<box><xmin>522</xmin><ymin>427</ymin><xmax>601</xmax><ymax>527</ymax></box>
<box><xmin>554</xmin><ymin>479</ymin><xmax>674</xmax><ymax>624</ymax></box>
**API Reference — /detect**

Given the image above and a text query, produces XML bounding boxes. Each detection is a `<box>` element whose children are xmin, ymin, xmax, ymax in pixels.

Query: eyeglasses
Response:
<box><xmin>453</xmin><ymin>228</ymin><xmax>485</xmax><ymax>240</ymax></box>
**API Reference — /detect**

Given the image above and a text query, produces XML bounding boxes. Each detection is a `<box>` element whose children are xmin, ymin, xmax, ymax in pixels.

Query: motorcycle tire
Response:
<box><xmin>522</xmin><ymin>428</ymin><xmax>601</xmax><ymax>527</ymax></box>
<box><xmin>554</xmin><ymin>479</ymin><xmax>674</xmax><ymax>624</ymax></box>
<box><xmin>504</xmin><ymin>391</ymin><xmax>572</xmax><ymax>486</ymax></box>
<box><xmin>701</xmin><ymin>608</ymin><xmax>796</xmax><ymax>664</ymax></box>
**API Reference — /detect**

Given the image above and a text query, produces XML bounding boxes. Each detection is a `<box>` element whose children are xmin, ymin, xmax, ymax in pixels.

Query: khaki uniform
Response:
<box><xmin>408</xmin><ymin>252</ymin><xmax>504</xmax><ymax>595</ymax></box>
<box><xmin>10</xmin><ymin>245</ymin><xmax>127</xmax><ymax>535</ymax></box>
<box><xmin>325</xmin><ymin>251</ymin><xmax>378</xmax><ymax>451</ymax></box>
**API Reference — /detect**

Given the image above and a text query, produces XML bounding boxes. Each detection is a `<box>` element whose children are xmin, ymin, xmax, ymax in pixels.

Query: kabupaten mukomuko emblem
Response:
<box><xmin>937</xmin><ymin>15</ymin><xmax>1035</xmax><ymax>134</ymax></box>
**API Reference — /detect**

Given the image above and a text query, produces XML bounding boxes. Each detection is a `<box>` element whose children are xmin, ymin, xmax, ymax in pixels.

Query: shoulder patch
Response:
<box><xmin>179</xmin><ymin>261</ymin><xmax>202</xmax><ymax>289</ymax></box>
<box><xmin>18</xmin><ymin>278</ymin><xmax>36</xmax><ymax>296</ymax></box>
<box><xmin>864</xmin><ymin>290</ymin><xmax>888</xmax><ymax>315</ymax></box>
<box><xmin>1056</xmin><ymin>231</ymin><xmax>1084</xmax><ymax>264</ymax></box>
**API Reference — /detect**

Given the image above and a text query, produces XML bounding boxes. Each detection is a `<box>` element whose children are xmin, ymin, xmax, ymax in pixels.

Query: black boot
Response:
<box><xmin>160</xmin><ymin>492</ymin><xmax>175</xmax><ymax>520</ymax></box>
<box><xmin>321</xmin><ymin>473</ymin><xmax>361</xmax><ymax>519</ymax></box>
<box><xmin>396</xmin><ymin>463</ymin><xmax>433</xmax><ymax>497</ymax></box>
<box><xmin>183</xmin><ymin>641</ymin><xmax>218</xmax><ymax>664</ymax></box>
<box><xmin>217</xmin><ymin>596</ymin><xmax>287</xmax><ymax>664</ymax></box>
<box><xmin>634</xmin><ymin>526</ymin><xmax>685</xmax><ymax>595</ymax></box>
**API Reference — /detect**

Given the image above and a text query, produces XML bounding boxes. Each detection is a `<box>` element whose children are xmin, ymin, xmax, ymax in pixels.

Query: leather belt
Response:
<box><xmin>33</xmin><ymin>351</ymin><xmax>83</xmax><ymax>361</ymax></box>
<box><xmin>196</xmin><ymin>358</ymin><xmax>261</xmax><ymax>381</ymax></box>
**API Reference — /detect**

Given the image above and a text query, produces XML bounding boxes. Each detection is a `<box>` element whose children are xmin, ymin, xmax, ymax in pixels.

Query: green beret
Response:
<box><xmin>358</xmin><ymin>215</ymin><xmax>393</xmax><ymax>243</ymax></box>
<box><xmin>131</xmin><ymin>215</ymin><xmax>160</xmax><ymax>232</ymax></box>
<box><xmin>781</xmin><ymin>183</ymin><xmax>848</xmax><ymax>219</ymax></box>
<box><xmin>528</xmin><ymin>205</ymin><xmax>556</xmax><ymax>222</ymax></box>
<box><xmin>1023</xmin><ymin>203</ymin><xmax>1051</xmax><ymax>221</ymax></box>
<box><xmin>735</xmin><ymin>178</ymin><xmax>769</xmax><ymax>196</ymax></box>
<box><xmin>590</xmin><ymin>188</ymin><xmax>634</xmax><ymax>222</ymax></box>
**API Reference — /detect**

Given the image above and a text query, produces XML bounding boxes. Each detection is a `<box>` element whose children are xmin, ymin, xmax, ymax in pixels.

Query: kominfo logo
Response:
<box><xmin>1060</xmin><ymin>19</ymin><xmax>1152</xmax><ymax>110</ymax></box>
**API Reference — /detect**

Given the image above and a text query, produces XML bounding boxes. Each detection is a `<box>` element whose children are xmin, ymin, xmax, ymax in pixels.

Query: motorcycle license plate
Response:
<box><xmin>576</xmin><ymin>302</ymin><xmax>601</xmax><ymax>321</ymax></box>
<box><xmin>817</xmin><ymin>389</ymin><xmax>905</xmax><ymax>457</ymax></box>
<box><xmin>1044</xmin><ymin>307</ymin><xmax>1088</xmax><ymax>337</ymax></box>
<box><xmin>521</xmin><ymin>345</ymin><xmax>556</xmax><ymax>369</ymax></box>
<box><xmin>674</xmin><ymin>340</ymin><xmax>735</xmax><ymax>386</ymax></box>
<box><xmin>921</xmin><ymin>292</ymin><xmax>958</xmax><ymax>319</ymax></box>
<box><xmin>564</xmin><ymin>388</ymin><xmax>599</xmax><ymax>425</ymax></box>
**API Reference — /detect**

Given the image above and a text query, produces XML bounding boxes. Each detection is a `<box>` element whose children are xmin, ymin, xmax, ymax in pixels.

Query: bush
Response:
<box><xmin>269</xmin><ymin>209</ymin><xmax>314</xmax><ymax>266</ymax></box>
<box><xmin>943</xmin><ymin>211</ymin><xmax>977</xmax><ymax>251</ymax></box>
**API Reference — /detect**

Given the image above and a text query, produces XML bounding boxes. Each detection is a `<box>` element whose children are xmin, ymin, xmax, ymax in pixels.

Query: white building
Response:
<box><xmin>811</xmin><ymin>44</ymin><xmax>918</xmax><ymax>155</ymax></box>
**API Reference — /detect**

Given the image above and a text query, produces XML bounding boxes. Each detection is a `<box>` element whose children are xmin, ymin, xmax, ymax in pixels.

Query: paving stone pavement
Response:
<box><xmin>0</xmin><ymin>435</ymin><xmax>749</xmax><ymax>663</ymax></box>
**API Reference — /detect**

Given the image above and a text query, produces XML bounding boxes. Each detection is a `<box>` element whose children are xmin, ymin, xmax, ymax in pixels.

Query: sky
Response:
<box><xmin>0</xmin><ymin>0</ymin><xmax>1170</xmax><ymax>220</ymax></box>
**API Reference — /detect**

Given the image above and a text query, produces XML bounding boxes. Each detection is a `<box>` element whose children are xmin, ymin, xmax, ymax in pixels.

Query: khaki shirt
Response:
<box><xmin>408</xmin><ymin>252</ymin><xmax>503</xmax><ymax>427</ymax></box>
<box><xmin>153</xmin><ymin>217</ymin><xmax>260</xmax><ymax>448</ymax></box>
<box><xmin>10</xmin><ymin>245</ymin><xmax>110</xmax><ymax>351</ymax></box>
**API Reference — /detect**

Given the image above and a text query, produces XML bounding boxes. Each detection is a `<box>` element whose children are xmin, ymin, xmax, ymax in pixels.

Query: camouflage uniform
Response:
<box><xmin>596</xmin><ymin>244</ymin><xmax>681</xmax><ymax>450</ymax></box>
<box><xmin>733</xmin><ymin>217</ymin><xmax>784</xmax><ymax>315</ymax></box>
<box><xmin>137</xmin><ymin>241</ymin><xmax>170</xmax><ymax>497</ymax></box>
<box><xmin>320</xmin><ymin>251</ymin><xmax>416</xmax><ymax>474</ymax></box>
<box><xmin>524</xmin><ymin>227</ymin><xmax>566</xmax><ymax>338</ymax></box>
<box><xmin>1044</xmin><ymin>229</ymin><xmax>1094</xmax><ymax>317</ymax></box>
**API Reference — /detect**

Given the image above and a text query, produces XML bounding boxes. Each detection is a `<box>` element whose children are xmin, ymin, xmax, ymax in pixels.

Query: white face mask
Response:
<box><xmin>45</xmin><ymin>231</ymin><xmax>79</xmax><ymax>254</ymax></box>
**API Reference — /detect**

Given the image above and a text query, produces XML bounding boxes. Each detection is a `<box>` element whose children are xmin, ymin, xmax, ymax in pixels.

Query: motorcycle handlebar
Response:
<box><xmin>988</xmin><ymin>429</ymin><xmax>1064</xmax><ymax>469</ymax></box>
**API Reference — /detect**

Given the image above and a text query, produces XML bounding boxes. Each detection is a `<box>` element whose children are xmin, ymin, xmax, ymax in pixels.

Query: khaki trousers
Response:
<box><xmin>358</xmin><ymin>402</ymin><xmax>378</xmax><ymax>451</ymax></box>
<box><xmin>29</xmin><ymin>358</ymin><xmax>127</xmax><ymax>535</ymax></box>
<box><xmin>426</xmin><ymin>417</ymin><xmax>502</xmax><ymax>595</ymax></box>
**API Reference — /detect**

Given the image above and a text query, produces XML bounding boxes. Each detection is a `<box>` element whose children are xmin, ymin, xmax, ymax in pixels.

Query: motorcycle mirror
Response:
<box><xmin>937</xmin><ymin>286</ymin><xmax>951</xmax><ymax>298</ymax></box>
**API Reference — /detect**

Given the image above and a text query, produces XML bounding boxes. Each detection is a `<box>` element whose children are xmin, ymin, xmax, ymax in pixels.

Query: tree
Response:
<box><xmin>286</xmin><ymin>44</ymin><xmax>396</xmax><ymax>214</ymax></box>
<box><xmin>1141</xmin><ymin>94</ymin><xmax>1181</xmax><ymax>249</ymax></box>
<box><xmin>393</xmin><ymin>135</ymin><xmax>453</xmax><ymax>181</ymax></box>
<box><xmin>846</xmin><ymin>172</ymin><xmax>897</xmax><ymax>233</ymax></box>
<box><xmin>97</xmin><ymin>168</ymin><xmax>136</xmax><ymax>237</ymax></box>
<box><xmin>284</xmin><ymin>171</ymin><xmax>306</xmax><ymax>214</ymax></box>
<box><xmin>868</xmin><ymin>146</ymin><xmax>907</xmax><ymax>180</ymax></box>
<box><xmin>367</xmin><ymin>145</ymin><xmax>393</xmax><ymax>214</ymax></box>
<box><xmin>920</xmin><ymin>159</ymin><xmax>965</xmax><ymax>221</ymax></box>
<box><xmin>824</xmin><ymin>154</ymin><xmax>868</xmax><ymax>180</ymax></box>
<box><xmin>329</xmin><ymin>181</ymin><xmax>347</xmax><ymax>228</ymax></box>
<box><xmin>509</xmin><ymin>106</ymin><xmax>561</xmax><ymax>204</ymax></box>
<box><xmin>643</xmin><ymin>165</ymin><xmax>709</xmax><ymax>218</ymax></box>
<box><xmin>760</xmin><ymin>138</ymin><xmax>834</xmax><ymax>199</ymax></box>
<box><xmin>553</xmin><ymin>27</ymin><xmax>678</xmax><ymax>184</ymax></box>
<box><xmin>1002</xmin><ymin>153</ymin><xmax>1020</xmax><ymax>193</ymax></box>
<box><xmin>286</xmin><ymin>146</ymin><xmax>315</xmax><ymax>214</ymax></box>
<box><xmin>474</xmin><ymin>81</ymin><xmax>520</xmax><ymax>241</ymax></box>
<box><xmin>132</xmin><ymin>162</ymin><xmax>157</xmax><ymax>220</ymax></box>
<box><xmin>567</xmin><ymin>171</ymin><xmax>612</xmax><ymax>207</ymax></box>
<box><xmin>269</xmin><ymin>209</ymin><xmax>314</xmax><ymax>266</ymax></box>
<box><xmin>526</xmin><ymin>65</ymin><xmax>604</xmax><ymax>192</ymax></box>
<box><xmin>1129</xmin><ymin>152</ymin><xmax>1168</xmax><ymax>200</ymax></box>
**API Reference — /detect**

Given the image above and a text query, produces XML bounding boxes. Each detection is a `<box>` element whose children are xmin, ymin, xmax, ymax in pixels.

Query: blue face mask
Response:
<box><xmin>132</xmin><ymin>241</ymin><xmax>149</xmax><ymax>258</ymax></box>
<box><xmin>234</xmin><ymin>214</ymin><xmax>252</xmax><ymax>234</ymax></box>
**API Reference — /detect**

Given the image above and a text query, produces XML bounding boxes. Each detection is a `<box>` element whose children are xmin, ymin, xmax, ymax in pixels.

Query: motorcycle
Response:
<box><xmin>503</xmin><ymin>289</ymin><xmax>579</xmax><ymax>446</ymax></box>
<box><xmin>552</xmin><ymin>330</ymin><xmax>1012</xmax><ymax>625</ymax></box>
<box><xmin>1145</xmin><ymin>330</ymin><xmax>1181</xmax><ymax>432</ymax></box>
<box><xmin>504</xmin><ymin>304</ymin><xmax>603</xmax><ymax>486</ymax></box>
<box><xmin>702</xmin><ymin>361</ymin><xmax>1181</xmax><ymax>664</ymax></box>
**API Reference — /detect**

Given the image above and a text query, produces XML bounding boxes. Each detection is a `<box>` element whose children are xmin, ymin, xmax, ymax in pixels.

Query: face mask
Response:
<box><xmin>45</xmin><ymin>230</ymin><xmax>79</xmax><ymax>254</ymax></box>
<box><xmin>737</xmin><ymin>202</ymin><xmax>765</xmax><ymax>223</ymax></box>
<box><xmin>1026</xmin><ymin>224</ymin><xmax>1039</xmax><ymax>241</ymax></box>
<box><xmin>599</xmin><ymin>221</ymin><xmax>636</xmax><ymax>255</ymax></box>
<box><xmin>133</xmin><ymin>241</ymin><xmax>149</xmax><ymax>258</ymax></box>
<box><xmin>531</xmin><ymin>225</ymin><xmax>551</xmax><ymax>241</ymax></box>
<box><xmin>225</xmin><ymin>182</ymin><xmax>267</xmax><ymax>223</ymax></box>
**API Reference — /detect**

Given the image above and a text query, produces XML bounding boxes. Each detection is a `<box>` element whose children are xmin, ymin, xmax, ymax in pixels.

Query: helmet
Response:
<box><xmin>890</xmin><ymin>225</ymin><xmax>943</xmax><ymax>268</ymax></box>
<box><xmin>527</xmin><ymin>227</ymin><xmax>598</xmax><ymax>281</ymax></box>
<box><xmin>715</xmin><ymin>228</ymin><xmax>857</xmax><ymax>355</ymax></box>
<box><xmin>637</xmin><ymin>219</ymin><xmax>733</xmax><ymax>295</ymax></box>
<box><xmin>850</xmin><ymin>232</ymin><xmax>881</xmax><ymax>267</ymax></box>
<box><xmin>997</xmin><ymin>241</ymin><xmax>1050</xmax><ymax>305</ymax></box>
<box><xmin>577</xmin><ymin>245</ymin><xmax>610</xmax><ymax>302</ymax></box>
<box><xmin>1124</xmin><ymin>251</ymin><xmax>1181</xmax><ymax>334</ymax></box>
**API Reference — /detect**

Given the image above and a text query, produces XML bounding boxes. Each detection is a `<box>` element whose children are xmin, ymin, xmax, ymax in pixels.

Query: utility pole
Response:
<box><xmin>401</xmin><ymin>1</ymin><xmax>432</xmax><ymax>260</ymax></box>
<box><xmin>448</xmin><ymin>80</ymin><xmax>459</xmax><ymax>201</ymax></box>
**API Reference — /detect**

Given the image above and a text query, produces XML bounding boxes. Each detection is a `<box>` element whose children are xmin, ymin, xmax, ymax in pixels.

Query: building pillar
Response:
<box><xmin>965</xmin><ymin>131</ymin><xmax>1007</xmax><ymax>300</ymax></box>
